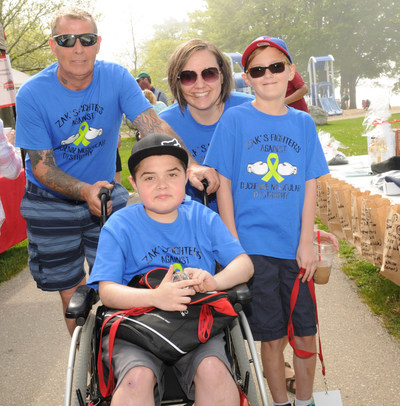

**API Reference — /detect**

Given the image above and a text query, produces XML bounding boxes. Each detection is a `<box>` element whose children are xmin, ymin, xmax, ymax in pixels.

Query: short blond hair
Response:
<box><xmin>51</xmin><ymin>7</ymin><xmax>97</xmax><ymax>36</ymax></box>
<box><xmin>143</xmin><ymin>89</ymin><xmax>157</xmax><ymax>105</ymax></box>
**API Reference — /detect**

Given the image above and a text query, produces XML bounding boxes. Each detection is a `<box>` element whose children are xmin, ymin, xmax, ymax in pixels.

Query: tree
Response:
<box><xmin>186</xmin><ymin>0</ymin><xmax>400</xmax><ymax>109</ymax></box>
<box><xmin>135</xmin><ymin>19</ymin><xmax>193</xmax><ymax>102</ymax></box>
<box><xmin>1</xmin><ymin>0</ymin><xmax>95</xmax><ymax>74</ymax></box>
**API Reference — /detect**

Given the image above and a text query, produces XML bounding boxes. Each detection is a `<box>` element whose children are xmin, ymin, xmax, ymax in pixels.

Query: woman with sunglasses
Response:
<box><xmin>159</xmin><ymin>39</ymin><xmax>253</xmax><ymax>212</ymax></box>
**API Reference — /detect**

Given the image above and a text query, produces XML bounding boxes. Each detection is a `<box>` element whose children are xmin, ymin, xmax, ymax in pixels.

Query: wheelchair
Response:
<box><xmin>63</xmin><ymin>282</ymin><xmax>270</xmax><ymax>406</ymax></box>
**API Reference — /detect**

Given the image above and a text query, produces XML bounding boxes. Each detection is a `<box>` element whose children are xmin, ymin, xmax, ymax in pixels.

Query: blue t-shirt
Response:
<box><xmin>87</xmin><ymin>200</ymin><xmax>245</xmax><ymax>289</ymax></box>
<box><xmin>15</xmin><ymin>60</ymin><xmax>151</xmax><ymax>195</ymax></box>
<box><xmin>159</xmin><ymin>92</ymin><xmax>254</xmax><ymax>211</ymax></box>
<box><xmin>205</xmin><ymin>102</ymin><xmax>329</xmax><ymax>259</ymax></box>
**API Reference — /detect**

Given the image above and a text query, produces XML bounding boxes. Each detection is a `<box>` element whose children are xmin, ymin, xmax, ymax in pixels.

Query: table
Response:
<box><xmin>0</xmin><ymin>170</ymin><xmax>27</xmax><ymax>253</ymax></box>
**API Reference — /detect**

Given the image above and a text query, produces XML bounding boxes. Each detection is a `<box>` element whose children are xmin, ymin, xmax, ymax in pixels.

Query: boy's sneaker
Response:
<box><xmin>292</xmin><ymin>403</ymin><xmax>315</xmax><ymax>406</ymax></box>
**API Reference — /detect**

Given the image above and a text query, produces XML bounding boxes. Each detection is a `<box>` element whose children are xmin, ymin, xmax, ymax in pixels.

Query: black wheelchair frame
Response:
<box><xmin>64</xmin><ymin>186</ymin><xmax>270</xmax><ymax>406</ymax></box>
<box><xmin>64</xmin><ymin>283</ymin><xmax>270</xmax><ymax>406</ymax></box>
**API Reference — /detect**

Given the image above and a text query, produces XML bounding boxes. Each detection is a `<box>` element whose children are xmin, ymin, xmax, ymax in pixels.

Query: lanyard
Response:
<box><xmin>287</xmin><ymin>268</ymin><xmax>326</xmax><ymax>377</ymax></box>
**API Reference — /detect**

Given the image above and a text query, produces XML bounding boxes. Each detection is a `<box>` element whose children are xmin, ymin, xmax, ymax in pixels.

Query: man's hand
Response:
<box><xmin>188</xmin><ymin>163</ymin><xmax>220</xmax><ymax>194</ymax></box>
<box><xmin>80</xmin><ymin>181</ymin><xmax>114</xmax><ymax>217</ymax></box>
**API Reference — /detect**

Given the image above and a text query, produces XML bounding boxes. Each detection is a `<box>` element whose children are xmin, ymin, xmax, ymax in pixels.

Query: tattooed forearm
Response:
<box><xmin>27</xmin><ymin>149</ymin><xmax>86</xmax><ymax>200</ymax></box>
<box><xmin>132</xmin><ymin>108</ymin><xmax>196</xmax><ymax>165</ymax></box>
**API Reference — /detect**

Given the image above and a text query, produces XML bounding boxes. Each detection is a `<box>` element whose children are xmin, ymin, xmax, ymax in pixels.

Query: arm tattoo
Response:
<box><xmin>27</xmin><ymin>149</ymin><xmax>85</xmax><ymax>199</ymax></box>
<box><xmin>132</xmin><ymin>108</ymin><xmax>196</xmax><ymax>164</ymax></box>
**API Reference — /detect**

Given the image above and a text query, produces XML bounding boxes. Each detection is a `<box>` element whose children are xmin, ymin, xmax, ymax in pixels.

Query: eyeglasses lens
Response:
<box><xmin>248</xmin><ymin>62</ymin><xmax>286</xmax><ymax>78</ymax></box>
<box><xmin>179</xmin><ymin>67</ymin><xmax>220</xmax><ymax>86</ymax></box>
<box><xmin>54</xmin><ymin>33</ymin><xmax>98</xmax><ymax>47</ymax></box>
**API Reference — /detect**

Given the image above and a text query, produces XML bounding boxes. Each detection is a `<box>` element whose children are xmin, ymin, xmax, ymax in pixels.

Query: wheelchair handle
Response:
<box><xmin>99</xmin><ymin>187</ymin><xmax>111</xmax><ymax>228</ymax></box>
<box><xmin>201</xmin><ymin>179</ymin><xmax>209</xmax><ymax>207</ymax></box>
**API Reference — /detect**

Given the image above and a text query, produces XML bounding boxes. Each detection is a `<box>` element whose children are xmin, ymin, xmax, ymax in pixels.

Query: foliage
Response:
<box><xmin>135</xmin><ymin>19</ymin><xmax>193</xmax><ymax>102</ymax></box>
<box><xmin>2</xmin><ymin>0</ymin><xmax>95</xmax><ymax>74</ymax></box>
<box><xmin>142</xmin><ymin>0</ymin><xmax>400</xmax><ymax>109</ymax></box>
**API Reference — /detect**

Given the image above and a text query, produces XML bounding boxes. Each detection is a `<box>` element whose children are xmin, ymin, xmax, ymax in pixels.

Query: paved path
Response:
<box><xmin>1</xmin><ymin>230</ymin><xmax>400</xmax><ymax>405</ymax></box>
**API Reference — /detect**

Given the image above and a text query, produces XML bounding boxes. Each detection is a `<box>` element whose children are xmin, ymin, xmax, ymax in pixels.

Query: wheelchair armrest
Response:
<box><xmin>227</xmin><ymin>283</ymin><xmax>252</xmax><ymax>311</ymax></box>
<box><xmin>65</xmin><ymin>285</ymin><xmax>99</xmax><ymax>326</ymax></box>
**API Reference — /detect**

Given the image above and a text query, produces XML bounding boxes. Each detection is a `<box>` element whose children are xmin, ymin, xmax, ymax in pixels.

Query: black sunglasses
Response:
<box><xmin>178</xmin><ymin>67</ymin><xmax>220</xmax><ymax>86</ymax></box>
<box><xmin>53</xmin><ymin>33</ymin><xmax>98</xmax><ymax>48</ymax></box>
<box><xmin>247</xmin><ymin>62</ymin><xmax>288</xmax><ymax>78</ymax></box>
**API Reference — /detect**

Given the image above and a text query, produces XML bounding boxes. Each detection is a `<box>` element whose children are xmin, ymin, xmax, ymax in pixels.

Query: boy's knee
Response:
<box><xmin>119</xmin><ymin>366</ymin><xmax>156</xmax><ymax>394</ymax></box>
<box><xmin>195</xmin><ymin>356</ymin><xmax>230</xmax><ymax>382</ymax></box>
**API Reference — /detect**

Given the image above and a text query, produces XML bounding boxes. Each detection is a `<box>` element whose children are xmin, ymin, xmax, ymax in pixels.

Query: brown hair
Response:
<box><xmin>167</xmin><ymin>39</ymin><xmax>233</xmax><ymax>111</ymax></box>
<box><xmin>51</xmin><ymin>7</ymin><xmax>97</xmax><ymax>36</ymax></box>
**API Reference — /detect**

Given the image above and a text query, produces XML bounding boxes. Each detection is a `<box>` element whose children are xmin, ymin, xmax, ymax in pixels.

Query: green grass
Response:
<box><xmin>0</xmin><ymin>239</ymin><xmax>28</xmax><ymax>284</ymax></box>
<box><xmin>119</xmin><ymin>134</ymin><xmax>137</xmax><ymax>192</ymax></box>
<box><xmin>2</xmin><ymin>117</ymin><xmax>400</xmax><ymax>343</ymax></box>
<box><xmin>339</xmin><ymin>241</ymin><xmax>400</xmax><ymax>340</ymax></box>
<box><xmin>317</xmin><ymin>112</ymin><xmax>400</xmax><ymax>156</ymax></box>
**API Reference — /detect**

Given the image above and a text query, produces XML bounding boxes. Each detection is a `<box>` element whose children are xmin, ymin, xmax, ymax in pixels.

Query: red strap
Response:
<box><xmin>98</xmin><ymin>306</ymin><xmax>154</xmax><ymax>398</ymax></box>
<box><xmin>287</xmin><ymin>268</ymin><xmax>325</xmax><ymax>376</ymax></box>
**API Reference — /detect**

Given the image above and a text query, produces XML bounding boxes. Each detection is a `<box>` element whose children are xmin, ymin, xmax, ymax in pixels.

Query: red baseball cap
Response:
<box><xmin>241</xmin><ymin>36</ymin><xmax>292</xmax><ymax>69</ymax></box>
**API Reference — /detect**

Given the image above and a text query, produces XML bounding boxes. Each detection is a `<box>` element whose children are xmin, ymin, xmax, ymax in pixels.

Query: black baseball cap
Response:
<box><xmin>128</xmin><ymin>133</ymin><xmax>189</xmax><ymax>175</ymax></box>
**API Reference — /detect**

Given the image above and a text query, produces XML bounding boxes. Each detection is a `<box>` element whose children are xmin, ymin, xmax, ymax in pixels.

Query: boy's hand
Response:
<box><xmin>296</xmin><ymin>241</ymin><xmax>317</xmax><ymax>283</ymax></box>
<box><xmin>185</xmin><ymin>268</ymin><xmax>217</xmax><ymax>292</ymax></box>
<box><xmin>154</xmin><ymin>265</ymin><xmax>198</xmax><ymax>311</ymax></box>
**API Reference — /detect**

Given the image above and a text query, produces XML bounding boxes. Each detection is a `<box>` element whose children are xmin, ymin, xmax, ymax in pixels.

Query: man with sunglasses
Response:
<box><xmin>14</xmin><ymin>7</ymin><xmax>215</xmax><ymax>337</ymax></box>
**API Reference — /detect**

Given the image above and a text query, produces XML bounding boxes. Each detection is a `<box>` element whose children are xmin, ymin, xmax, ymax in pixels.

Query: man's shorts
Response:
<box><xmin>245</xmin><ymin>255</ymin><xmax>317</xmax><ymax>341</ymax></box>
<box><xmin>102</xmin><ymin>333</ymin><xmax>231</xmax><ymax>405</ymax></box>
<box><xmin>20</xmin><ymin>181</ymin><xmax>129</xmax><ymax>291</ymax></box>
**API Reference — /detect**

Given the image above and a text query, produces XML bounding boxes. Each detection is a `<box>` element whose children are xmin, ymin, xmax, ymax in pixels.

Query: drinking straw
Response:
<box><xmin>318</xmin><ymin>230</ymin><xmax>321</xmax><ymax>261</ymax></box>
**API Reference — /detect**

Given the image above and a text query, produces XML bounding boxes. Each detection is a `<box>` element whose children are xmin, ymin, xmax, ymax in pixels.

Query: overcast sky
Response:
<box><xmin>96</xmin><ymin>0</ymin><xmax>205</xmax><ymax>66</ymax></box>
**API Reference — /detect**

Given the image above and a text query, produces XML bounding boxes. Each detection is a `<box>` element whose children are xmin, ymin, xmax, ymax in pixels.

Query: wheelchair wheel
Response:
<box><xmin>229</xmin><ymin>318</ymin><xmax>261</xmax><ymax>406</ymax></box>
<box><xmin>73</xmin><ymin>312</ymin><xmax>95</xmax><ymax>406</ymax></box>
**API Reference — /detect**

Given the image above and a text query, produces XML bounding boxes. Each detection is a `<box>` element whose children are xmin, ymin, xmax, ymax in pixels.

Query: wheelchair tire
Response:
<box><xmin>229</xmin><ymin>318</ymin><xmax>261</xmax><ymax>406</ymax></box>
<box><xmin>73</xmin><ymin>312</ymin><xmax>95</xmax><ymax>406</ymax></box>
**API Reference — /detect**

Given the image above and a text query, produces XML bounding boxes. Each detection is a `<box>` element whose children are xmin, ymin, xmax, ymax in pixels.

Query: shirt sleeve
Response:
<box><xmin>0</xmin><ymin>131</ymin><xmax>22</xmax><ymax>179</ymax></box>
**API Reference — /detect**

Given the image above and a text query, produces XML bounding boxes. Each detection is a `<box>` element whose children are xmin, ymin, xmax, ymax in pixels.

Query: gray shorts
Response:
<box><xmin>102</xmin><ymin>333</ymin><xmax>231</xmax><ymax>405</ymax></box>
<box><xmin>20</xmin><ymin>181</ymin><xmax>129</xmax><ymax>291</ymax></box>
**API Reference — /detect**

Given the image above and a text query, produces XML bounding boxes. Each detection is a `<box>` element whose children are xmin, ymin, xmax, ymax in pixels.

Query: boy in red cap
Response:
<box><xmin>205</xmin><ymin>36</ymin><xmax>329</xmax><ymax>406</ymax></box>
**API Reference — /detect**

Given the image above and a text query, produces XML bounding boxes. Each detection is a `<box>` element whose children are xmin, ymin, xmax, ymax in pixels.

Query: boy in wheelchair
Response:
<box><xmin>87</xmin><ymin>133</ymin><xmax>254</xmax><ymax>406</ymax></box>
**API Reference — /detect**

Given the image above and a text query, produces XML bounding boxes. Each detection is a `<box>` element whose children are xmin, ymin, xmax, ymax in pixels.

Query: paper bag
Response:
<box><xmin>327</xmin><ymin>179</ymin><xmax>347</xmax><ymax>240</ymax></box>
<box><xmin>360</xmin><ymin>197</ymin><xmax>390</xmax><ymax>267</ymax></box>
<box><xmin>381</xmin><ymin>205</ymin><xmax>400</xmax><ymax>286</ymax></box>
<box><xmin>316</xmin><ymin>174</ymin><xmax>332</xmax><ymax>226</ymax></box>
<box><xmin>351</xmin><ymin>189</ymin><xmax>370</xmax><ymax>253</ymax></box>
<box><xmin>334</xmin><ymin>184</ymin><xmax>354</xmax><ymax>243</ymax></box>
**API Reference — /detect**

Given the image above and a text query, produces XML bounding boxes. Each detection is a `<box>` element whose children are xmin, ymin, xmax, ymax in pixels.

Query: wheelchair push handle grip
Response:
<box><xmin>201</xmin><ymin>179</ymin><xmax>209</xmax><ymax>207</ymax></box>
<box><xmin>99</xmin><ymin>187</ymin><xmax>111</xmax><ymax>227</ymax></box>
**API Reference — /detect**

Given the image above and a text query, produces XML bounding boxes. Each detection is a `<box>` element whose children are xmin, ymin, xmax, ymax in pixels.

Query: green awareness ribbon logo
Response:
<box><xmin>73</xmin><ymin>122</ymin><xmax>91</xmax><ymax>147</ymax></box>
<box><xmin>262</xmin><ymin>153</ymin><xmax>284</xmax><ymax>183</ymax></box>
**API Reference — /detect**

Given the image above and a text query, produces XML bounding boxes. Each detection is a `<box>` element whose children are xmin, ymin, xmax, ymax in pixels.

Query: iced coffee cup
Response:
<box><xmin>313</xmin><ymin>238</ymin><xmax>336</xmax><ymax>284</ymax></box>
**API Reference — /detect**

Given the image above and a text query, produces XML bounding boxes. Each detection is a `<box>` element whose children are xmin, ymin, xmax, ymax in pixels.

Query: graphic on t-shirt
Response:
<box><xmin>61</xmin><ymin>121</ymin><xmax>103</xmax><ymax>147</ymax></box>
<box><xmin>247</xmin><ymin>153</ymin><xmax>297</xmax><ymax>183</ymax></box>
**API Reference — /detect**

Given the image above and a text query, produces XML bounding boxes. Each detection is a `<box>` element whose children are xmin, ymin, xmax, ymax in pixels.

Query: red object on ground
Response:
<box><xmin>0</xmin><ymin>169</ymin><xmax>27</xmax><ymax>253</ymax></box>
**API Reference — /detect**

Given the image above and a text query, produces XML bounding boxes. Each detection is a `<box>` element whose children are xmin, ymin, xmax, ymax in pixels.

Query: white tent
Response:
<box><xmin>11</xmin><ymin>68</ymin><xmax>30</xmax><ymax>91</ymax></box>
